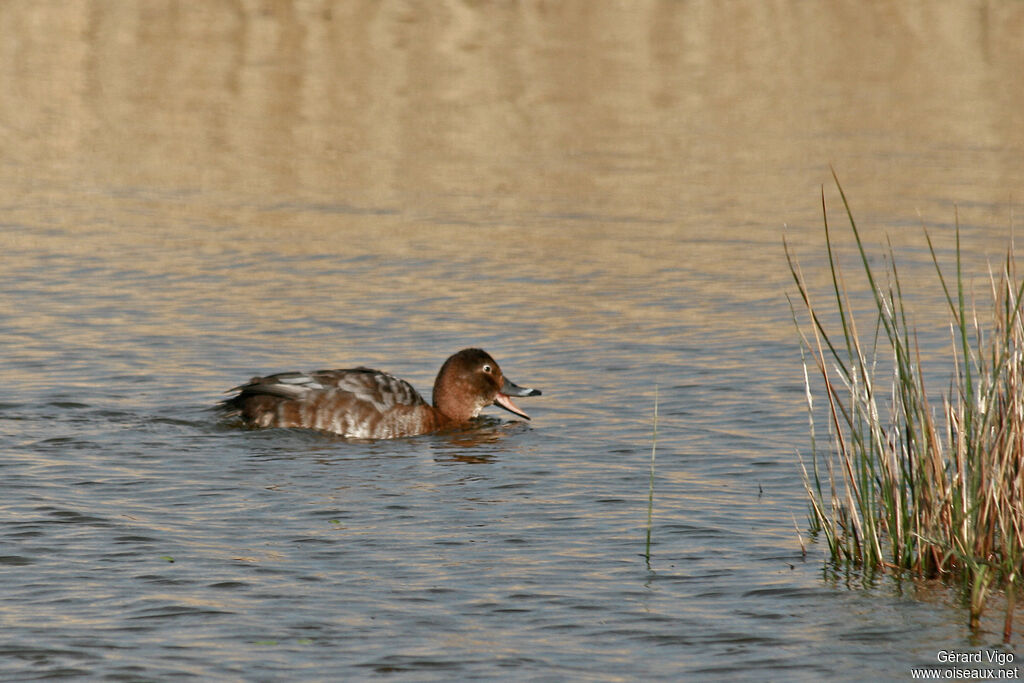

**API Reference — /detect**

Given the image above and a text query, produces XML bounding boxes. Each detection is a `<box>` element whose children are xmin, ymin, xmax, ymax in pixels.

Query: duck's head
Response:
<box><xmin>432</xmin><ymin>348</ymin><xmax>542</xmax><ymax>424</ymax></box>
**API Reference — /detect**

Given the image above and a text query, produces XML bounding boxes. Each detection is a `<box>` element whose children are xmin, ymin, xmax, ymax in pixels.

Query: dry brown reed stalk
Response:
<box><xmin>786</xmin><ymin>175</ymin><xmax>1024</xmax><ymax>640</ymax></box>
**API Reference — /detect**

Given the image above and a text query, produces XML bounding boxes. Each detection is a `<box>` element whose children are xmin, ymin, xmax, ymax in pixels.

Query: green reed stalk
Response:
<box><xmin>787</xmin><ymin>177</ymin><xmax>1024</xmax><ymax>637</ymax></box>
<box><xmin>645</xmin><ymin>385</ymin><xmax>658</xmax><ymax>565</ymax></box>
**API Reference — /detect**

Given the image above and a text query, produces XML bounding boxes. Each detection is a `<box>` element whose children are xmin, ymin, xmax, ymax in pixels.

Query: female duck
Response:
<box><xmin>223</xmin><ymin>348</ymin><xmax>541</xmax><ymax>439</ymax></box>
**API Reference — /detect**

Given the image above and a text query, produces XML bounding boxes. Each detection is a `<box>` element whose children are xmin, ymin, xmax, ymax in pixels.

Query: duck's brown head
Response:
<box><xmin>431</xmin><ymin>348</ymin><xmax>542</xmax><ymax>424</ymax></box>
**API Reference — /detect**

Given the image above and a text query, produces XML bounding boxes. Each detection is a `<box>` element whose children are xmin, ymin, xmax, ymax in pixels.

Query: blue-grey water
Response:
<box><xmin>2</xmin><ymin>2</ymin><xmax>1023</xmax><ymax>680</ymax></box>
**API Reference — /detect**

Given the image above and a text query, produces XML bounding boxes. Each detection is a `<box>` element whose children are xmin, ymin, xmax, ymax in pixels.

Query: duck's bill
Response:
<box><xmin>494</xmin><ymin>378</ymin><xmax>542</xmax><ymax>420</ymax></box>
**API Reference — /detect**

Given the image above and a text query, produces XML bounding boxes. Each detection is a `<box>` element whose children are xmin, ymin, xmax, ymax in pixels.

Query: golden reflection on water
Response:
<box><xmin>2</xmin><ymin>1</ymin><xmax>1024</xmax><ymax>362</ymax></box>
<box><xmin>4</xmin><ymin>2</ymin><xmax>1023</xmax><ymax>215</ymax></box>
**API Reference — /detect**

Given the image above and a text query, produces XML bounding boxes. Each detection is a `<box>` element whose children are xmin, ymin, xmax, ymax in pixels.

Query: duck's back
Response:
<box><xmin>225</xmin><ymin>367</ymin><xmax>442</xmax><ymax>439</ymax></box>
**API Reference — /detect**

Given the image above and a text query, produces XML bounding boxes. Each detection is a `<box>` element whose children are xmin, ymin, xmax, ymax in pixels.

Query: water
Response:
<box><xmin>2</xmin><ymin>2</ymin><xmax>1023</xmax><ymax>680</ymax></box>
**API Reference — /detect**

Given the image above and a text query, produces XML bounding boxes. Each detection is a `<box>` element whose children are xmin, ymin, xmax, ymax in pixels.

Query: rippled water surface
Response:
<box><xmin>3</xmin><ymin>2</ymin><xmax>1024</xmax><ymax>680</ymax></box>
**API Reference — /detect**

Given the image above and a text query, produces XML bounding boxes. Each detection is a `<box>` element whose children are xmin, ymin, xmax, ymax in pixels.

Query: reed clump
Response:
<box><xmin>786</xmin><ymin>176</ymin><xmax>1024</xmax><ymax>640</ymax></box>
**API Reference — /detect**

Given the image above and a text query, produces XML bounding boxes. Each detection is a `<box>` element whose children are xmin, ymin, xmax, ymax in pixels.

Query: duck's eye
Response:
<box><xmin>482</xmin><ymin>364</ymin><xmax>492</xmax><ymax>374</ymax></box>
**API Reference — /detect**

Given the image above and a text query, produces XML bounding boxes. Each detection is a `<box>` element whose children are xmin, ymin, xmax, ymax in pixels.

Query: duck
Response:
<box><xmin>223</xmin><ymin>348</ymin><xmax>542</xmax><ymax>439</ymax></box>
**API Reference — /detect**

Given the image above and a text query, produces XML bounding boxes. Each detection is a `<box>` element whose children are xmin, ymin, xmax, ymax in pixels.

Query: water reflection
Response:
<box><xmin>427</xmin><ymin>418</ymin><xmax>535</xmax><ymax>463</ymax></box>
<box><xmin>4</xmin><ymin>2</ymin><xmax>1023</xmax><ymax>243</ymax></box>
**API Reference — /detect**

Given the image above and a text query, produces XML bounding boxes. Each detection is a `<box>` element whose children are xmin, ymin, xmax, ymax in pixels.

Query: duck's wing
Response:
<box><xmin>226</xmin><ymin>371</ymin><xmax>330</xmax><ymax>401</ymax></box>
<box><xmin>307</xmin><ymin>368</ymin><xmax>427</xmax><ymax>410</ymax></box>
<box><xmin>227</xmin><ymin>368</ymin><xmax>427</xmax><ymax>407</ymax></box>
